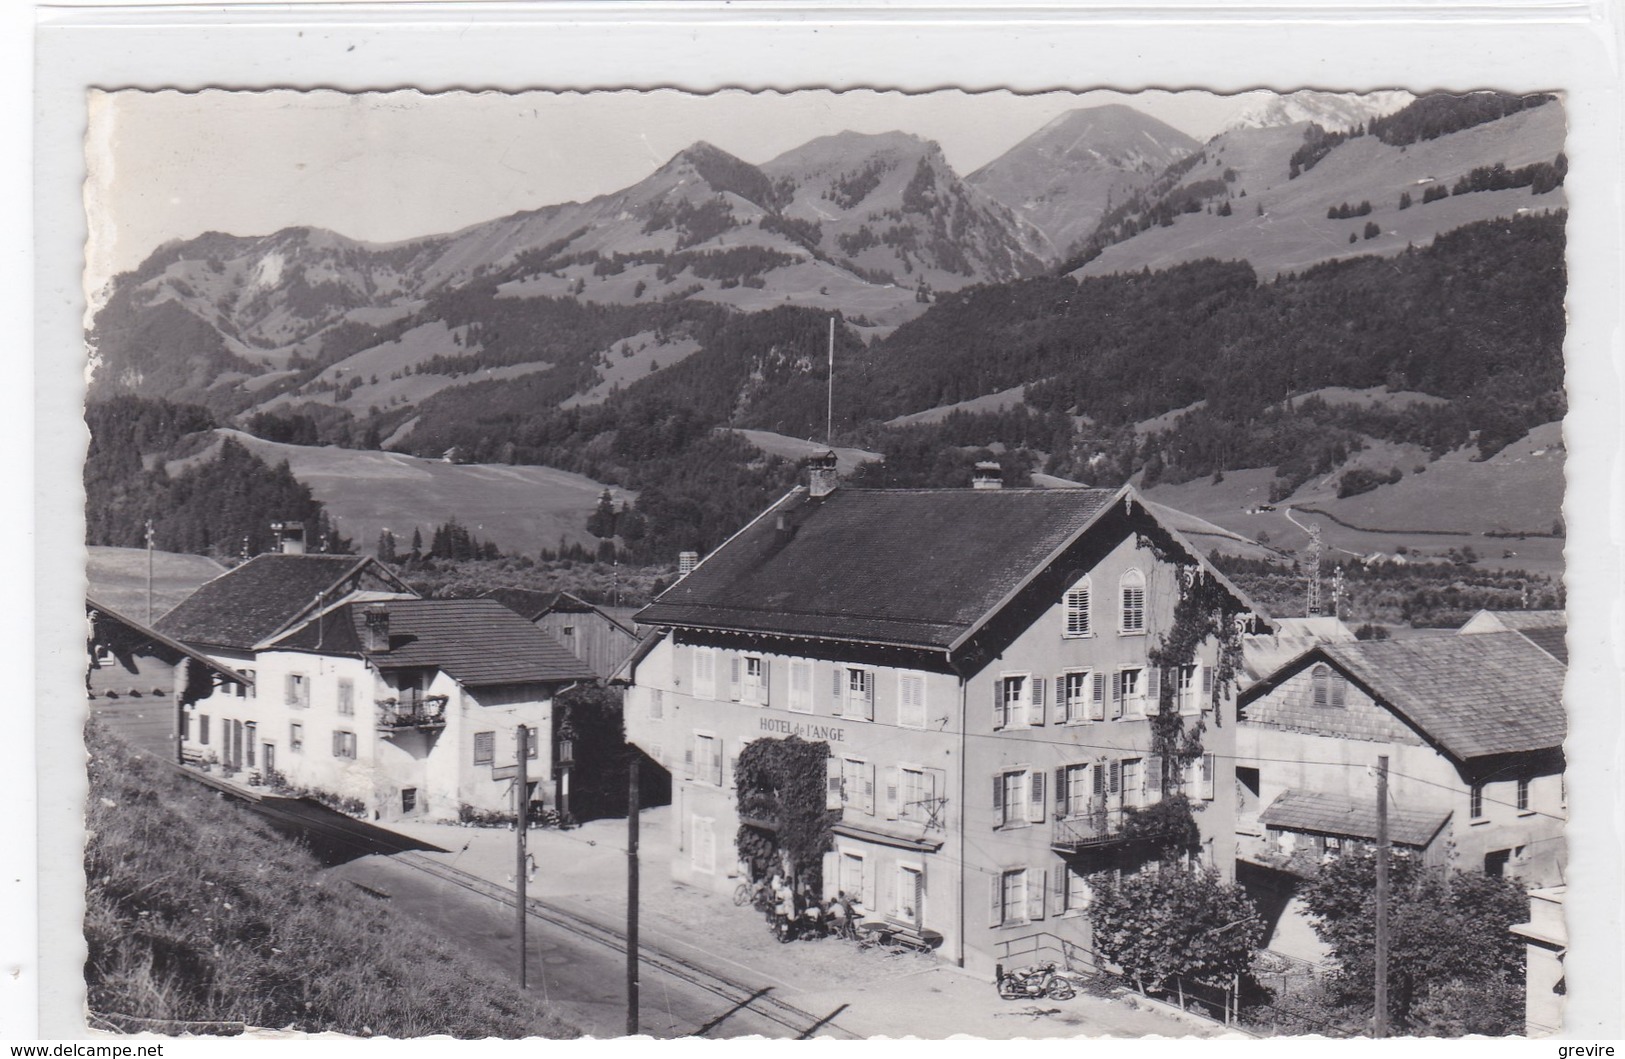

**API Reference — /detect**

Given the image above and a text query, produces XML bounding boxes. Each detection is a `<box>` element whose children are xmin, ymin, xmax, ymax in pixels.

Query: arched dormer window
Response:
<box><xmin>1119</xmin><ymin>569</ymin><xmax>1146</xmax><ymax>634</ymax></box>
<box><xmin>1063</xmin><ymin>576</ymin><xmax>1092</xmax><ymax>637</ymax></box>
<box><xmin>1311</xmin><ymin>663</ymin><xmax>1348</xmax><ymax>707</ymax></box>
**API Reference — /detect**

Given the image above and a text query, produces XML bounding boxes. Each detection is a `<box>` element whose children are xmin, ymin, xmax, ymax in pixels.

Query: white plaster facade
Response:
<box><xmin>184</xmin><ymin>645</ymin><xmax>556</xmax><ymax>822</ymax></box>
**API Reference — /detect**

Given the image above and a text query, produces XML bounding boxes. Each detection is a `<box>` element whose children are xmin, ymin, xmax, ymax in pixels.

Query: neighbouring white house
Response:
<box><xmin>1510</xmin><ymin>885</ymin><xmax>1566</xmax><ymax>1037</ymax></box>
<box><xmin>157</xmin><ymin>548</ymin><xmax>595</xmax><ymax>821</ymax></box>
<box><xmin>1234</xmin><ymin>631</ymin><xmax>1566</xmax><ymax>963</ymax></box>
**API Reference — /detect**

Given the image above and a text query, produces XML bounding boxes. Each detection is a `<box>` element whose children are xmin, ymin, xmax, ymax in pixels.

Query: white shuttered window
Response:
<box><xmin>898</xmin><ymin>673</ymin><xmax>927</xmax><ymax>728</ymax></box>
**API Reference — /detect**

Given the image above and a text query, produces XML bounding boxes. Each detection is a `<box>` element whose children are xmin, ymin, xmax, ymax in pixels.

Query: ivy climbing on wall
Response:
<box><xmin>733</xmin><ymin>736</ymin><xmax>834</xmax><ymax>893</ymax></box>
<box><xmin>1135</xmin><ymin>529</ymin><xmax>1250</xmax><ymax>801</ymax></box>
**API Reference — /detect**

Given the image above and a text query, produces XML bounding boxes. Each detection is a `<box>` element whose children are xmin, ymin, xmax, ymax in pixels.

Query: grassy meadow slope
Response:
<box><xmin>86</xmin><ymin>547</ymin><xmax>226</xmax><ymax>618</ymax></box>
<box><xmin>85</xmin><ymin>724</ymin><xmax>574</xmax><ymax>1037</ymax></box>
<box><xmin>168</xmin><ymin>429</ymin><xmax>631</xmax><ymax>557</ymax></box>
<box><xmin>725</xmin><ymin>428</ymin><xmax>881</xmax><ymax>476</ymax></box>
<box><xmin>1077</xmin><ymin>104</ymin><xmax>1566</xmax><ymax>281</ymax></box>
<box><xmin>1143</xmin><ymin>421</ymin><xmax>1565</xmax><ymax>575</ymax></box>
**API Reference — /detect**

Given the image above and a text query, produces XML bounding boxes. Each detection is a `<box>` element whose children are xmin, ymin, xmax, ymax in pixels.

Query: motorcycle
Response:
<box><xmin>996</xmin><ymin>962</ymin><xmax>1076</xmax><ymax>1001</ymax></box>
<box><xmin>770</xmin><ymin>909</ymin><xmax>798</xmax><ymax>943</ymax></box>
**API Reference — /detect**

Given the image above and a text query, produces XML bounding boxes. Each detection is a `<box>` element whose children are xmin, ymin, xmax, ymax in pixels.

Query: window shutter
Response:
<box><xmin>726</xmin><ymin>747</ymin><xmax>739</xmax><ymax>789</ymax></box>
<box><xmin>862</xmin><ymin>675</ymin><xmax>875</xmax><ymax>721</ymax></box>
<box><xmin>760</xmin><ymin>659</ymin><xmax>771</xmax><ymax>707</ymax></box>
<box><xmin>992</xmin><ymin>772</ymin><xmax>1004</xmax><ymax>825</ymax></box>
<box><xmin>1111</xmin><ymin>672</ymin><xmax>1124</xmax><ymax>719</ymax></box>
<box><xmin>883</xmin><ymin>766</ymin><xmax>900</xmax><ymax>820</ymax></box>
<box><xmin>1109</xmin><ymin>760</ymin><xmax>1122</xmax><ymax>795</ymax></box>
<box><xmin>1093</xmin><ymin>762</ymin><xmax>1106</xmax><ymax>807</ymax></box>
<box><xmin>991</xmin><ymin>875</ymin><xmax>1004</xmax><ymax>927</ymax></box>
<box><xmin>1092</xmin><ymin>672</ymin><xmax>1107</xmax><ymax>721</ymax></box>
<box><xmin>285</xmin><ymin>674</ymin><xmax>296</xmax><ymax>705</ymax></box>
<box><xmin>1054</xmin><ymin>767</ymin><xmax>1069</xmax><ymax>818</ymax></box>
<box><xmin>832</xmin><ymin>666</ymin><xmax>844</xmax><ymax>712</ymax></box>
<box><xmin>1201</xmin><ymin>753</ymin><xmax>1216</xmax><ymax>800</ymax></box>
<box><xmin>826</xmin><ymin>756</ymin><xmax>843</xmax><ymax>810</ymax></box>
<box><xmin>1029</xmin><ymin>677</ymin><xmax>1046</xmax><ymax>726</ymax></box>
<box><xmin>1202</xmin><ymin>663</ymin><xmax>1214</xmax><ymax>697</ymax></box>
<box><xmin>1028</xmin><ymin>769</ymin><xmax>1046</xmax><ymax>824</ymax></box>
<box><xmin>1146</xmin><ymin>754</ymin><xmax>1163</xmax><ymax>803</ymax></box>
<box><xmin>993</xmin><ymin>679</ymin><xmax>1005</xmax><ymax>730</ymax></box>
<box><xmin>863</xmin><ymin>763</ymin><xmax>877</xmax><ymax>816</ymax></box>
<box><xmin>683</xmin><ymin>739</ymin><xmax>695</xmax><ymax>780</ymax></box>
<box><xmin>1028</xmin><ymin>869</ymin><xmax>1047</xmax><ymax>922</ymax></box>
<box><xmin>1147</xmin><ymin>666</ymin><xmax>1161</xmax><ymax>704</ymax></box>
<box><xmin>1052</xmin><ymin>868</ymin><xmax>1068</xmax><ymax>917</ymax></box>
<box><xmin>1052</xmin><ymin>675</ymin><xmax>1068</xmax><ymax>724</ymax></box>
<box><xmin>729</xmin><ymin>656</ymin><xmax>742</xmax><ymax>701</ymax></box>
<box><xmin>332</xmin><ymin>730</ymin><xmax>341</xmax><ymax>757</ymax></box>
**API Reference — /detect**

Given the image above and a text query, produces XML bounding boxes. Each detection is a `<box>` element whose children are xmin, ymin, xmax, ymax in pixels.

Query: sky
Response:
<box><xmin>86</xmin><ymin>87</ymin><xmax>1315</xmax><ymax>291</ymax></box>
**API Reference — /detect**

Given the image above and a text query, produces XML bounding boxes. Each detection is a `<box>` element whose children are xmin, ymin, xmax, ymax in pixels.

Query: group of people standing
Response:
<box><xmin>760</xmin><ymin>871</ymin><xmax>863</xmax><ymax>943</ymax></box>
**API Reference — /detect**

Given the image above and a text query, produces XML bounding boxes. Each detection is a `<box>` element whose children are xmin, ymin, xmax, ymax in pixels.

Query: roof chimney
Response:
<box><xmin>807</xmin><ymin>450</ymin><xmax>840</xmax><ymax>498</ymax></box>
<box><xmin>363</xmin><ymin>603</ymin><xmax>391</xmax><ymax>652</ymax></box>
<box><xmin>972</xmin><ymin>461</ymin><xmax>1004</xmax><ymax>490</ymax></box>
<box><xmin>272</xmin><ymin>520</ymin><xmax>306</xmax><ymax>554</ymax></box>
<box><xmin>677</xmin><ymin>551</ymin><xmax>699</xmax><ymax>578</ymax></box>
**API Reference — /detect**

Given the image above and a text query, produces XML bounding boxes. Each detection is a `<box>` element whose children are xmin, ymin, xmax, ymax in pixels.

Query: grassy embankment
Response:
<box><xmin>84</xmin><ymin>723</ymin><xmax>576</xmax><ymax>1038</ymax></box>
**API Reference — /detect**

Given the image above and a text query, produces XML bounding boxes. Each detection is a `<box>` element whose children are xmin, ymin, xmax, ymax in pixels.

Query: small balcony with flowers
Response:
<box><xmin>375</xmin><ymin>689</ymin><xmax>449</xmax><ymax>733</ymax></box>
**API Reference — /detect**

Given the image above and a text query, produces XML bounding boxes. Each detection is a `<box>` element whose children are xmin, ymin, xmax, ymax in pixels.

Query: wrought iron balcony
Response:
<box><xmin>1050</xmin><ymin>805</ymin><xmax>1153</xmax><ymax>852</ymax></box>
<box><xmin>376</xmin><ymin>693</ymin><xmax>449</xmax><ymax>731</ymax></box>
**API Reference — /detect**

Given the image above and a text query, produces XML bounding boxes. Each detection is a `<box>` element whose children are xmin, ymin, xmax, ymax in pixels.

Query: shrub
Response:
<box><xmin>1300</xmin><ymin>850</ymin><xmax>1527</xmax><ymax>1032</ymax></box>
<box><xmin>1088</xmin><ymin>865</ymin><xmax>1264</xmax><ymax>996</ymax></box>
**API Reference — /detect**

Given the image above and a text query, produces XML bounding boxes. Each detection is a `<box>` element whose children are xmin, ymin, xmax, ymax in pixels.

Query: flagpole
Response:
<box><xmin>826</xmin><ymin>316</ymin><xmax>834</xmax><ymax>446</ymax></box>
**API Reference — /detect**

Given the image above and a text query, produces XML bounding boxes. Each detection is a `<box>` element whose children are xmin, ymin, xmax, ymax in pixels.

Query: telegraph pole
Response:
<box><xmin>1374</xmin><ymin>755</ymin><xmax>1389</xmax><ymax>1038</ymax></box>
<box><xmin>626</xmin><ymin>756</ymin><xmax>641</xmax><ymax>1035</ymax></box>
<box><xmin>144</xmin><ymin>519</ymin><xmax>155</xmax><ymax>624</ymax></box>
<box><xmin>516</xmin><ymin>724</ymin><xmax>529</xmax><ymax>990</ymax></box>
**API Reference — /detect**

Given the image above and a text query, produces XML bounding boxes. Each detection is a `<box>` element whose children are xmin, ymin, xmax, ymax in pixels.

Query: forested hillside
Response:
<box><xmin>866</xmin><ymin>213</ymin><xmax>1565</xmax><ymax>492</ymax></box>
<box><xmin>86</xmin><ymin>397</ymin><xmax>351</xmax><ymax>559</ymax></box>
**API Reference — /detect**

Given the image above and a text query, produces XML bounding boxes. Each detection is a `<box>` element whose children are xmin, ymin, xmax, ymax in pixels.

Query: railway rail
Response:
<box><xmin>173</xmin><ymin>764</ymin><xmax>858</xmax><ymax>1039</ymax></box>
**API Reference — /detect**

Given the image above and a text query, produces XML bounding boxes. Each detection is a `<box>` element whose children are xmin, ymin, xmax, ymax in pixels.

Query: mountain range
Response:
<box><xmin>87</xmin><ymin>90</ymin><xmax>1568</xmax><ymax>566</ymax></box>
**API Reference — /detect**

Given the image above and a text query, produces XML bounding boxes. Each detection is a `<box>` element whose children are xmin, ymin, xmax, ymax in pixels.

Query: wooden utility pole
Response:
<box><xmin>826</xmin><ymin>316</ymin><xmax>835</xmax><ymax>445</ymax></box>
<box><xmin>144</xmin><ymin>519</ymin><xmax>155</xmax><ymax>624</ymax></box>
<box><xmin>626</xmin><ymin>757</ymin><xmax>640</xmax><ymax>1036</ymax></box>
<box><xmin>516</xmin><ymin>724</ymin><xmax>529</xmax><ymax>990</ymax></box>
<box><xmin>1374</xmin><ymin>754</ymin><xmax>1389</xmax><ymax>1038</ymax></box>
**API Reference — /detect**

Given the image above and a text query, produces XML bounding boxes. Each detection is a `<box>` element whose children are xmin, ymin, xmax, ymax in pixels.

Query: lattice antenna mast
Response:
<box><xmin>1331</xmin><ymin>565</ymin><xmax>1346</xmax><ymax>618</ymax></box>
<box><xmin>1305</xmin><ymin>522</ymin><xmax>1323</xmax><ymax>617</ymax></box>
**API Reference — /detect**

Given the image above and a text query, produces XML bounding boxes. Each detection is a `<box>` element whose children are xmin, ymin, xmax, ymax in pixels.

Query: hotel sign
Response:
<box><xmin>758</xmin><ymin>716</ymin><xmax>848</xmax><ymax>742</ymax></box>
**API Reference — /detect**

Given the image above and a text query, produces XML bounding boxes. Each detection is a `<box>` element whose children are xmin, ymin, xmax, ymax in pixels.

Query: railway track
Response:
<box><xmin>173</xmin><ymin>765</ymin><xmax>858</xmax><ymax>1039</ymax></box>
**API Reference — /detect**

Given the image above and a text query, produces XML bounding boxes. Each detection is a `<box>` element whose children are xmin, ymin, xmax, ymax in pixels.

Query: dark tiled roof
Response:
<box><xmin>1517</xmin><ymin>625</ymin><xmax>1568</xmax><ymax>664</ymax></box>
<box><xmin>271</xmin><ymin>598</ymin><xmax>596</xmax><ymax>688</ymax></box>
<box><xmin>1142</xmin><ymin>501</ymin><xmax>1284</xmax><ymax>564</ymax></box>
<box><xmin>638</xmin><ymin>487</ymin><xmax>1118</xmax><ymax>649</ymax></box>
<box><xmin>88</xmin><ymin>597</ymin><xmax>254</xmax><ymax>686</ymax></box>
<box><xmin>1260</xmin><ymin>789</ymin><xmax>1452</xmax><ymax>848</ymax></box>
<box><xmin>1481</xmin><ymin>609</ymin><xmax>1566</xmax><ymax>631</ymax></box>
<box><xmin>480</xmin><ymin>587</ymin><xmax>560</xmax><ymax>621</ymax></box>
<box><xmin>1313</xmin><ymin>632</ymin><xmax>1565</xmax><ymax>760</ymax></box>
<box><xmin>155</xmin><ymin>554</ymin><xmax>387</xmax><ymax>651</ymax></box>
